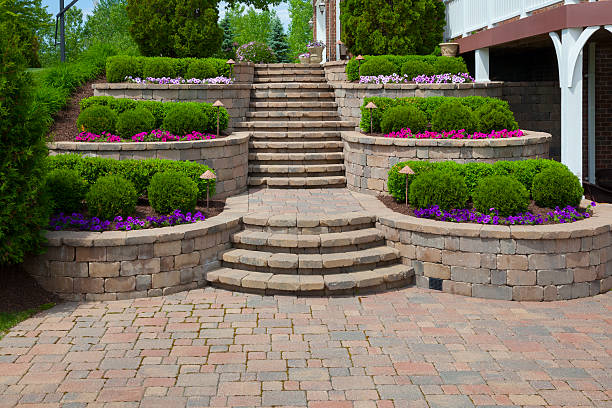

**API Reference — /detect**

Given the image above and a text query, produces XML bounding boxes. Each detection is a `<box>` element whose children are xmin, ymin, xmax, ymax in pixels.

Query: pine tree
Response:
<box><xmin>220</xmin><ymin>15</ymin><xmax>235</xmax><ymax>58</ymax></box>
<box><xmin>268</xmin><ymin>17</ymin><xmax>290</xmax><ymax>63</ymax></box>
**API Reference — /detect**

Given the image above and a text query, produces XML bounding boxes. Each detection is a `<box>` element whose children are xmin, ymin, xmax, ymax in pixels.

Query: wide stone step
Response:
<box><xmin>250</xmin><ymin>101</ymin><xmax>338</xmax><ymax>110</ymax></box>
<box><xmin>242</xmin><ymin>212</ymin><xmax>376</xmax><ymax>232</ymax></box>
<box><xmin>246</xmin><ymin>111</ymin><xmax>340</xmax><ymax>121</ymax></box>
<box><xmin>248</xmin><ymin>175</ymin><xmax>347</xmax><ymax>188</ymax></box>
<box><xmin>249</xmin><ymin>152</ymin><xmax>344</xmax><ymax>161</ymax></box>
<box><xmin>206</xmin><ymin>264</ymin><xmax>414</xmax><ymax>294</ymax></box>
<box><xmin>252</xmin><ymin>83</ymin><xmax>332</xmax><ymax>90</ymax></box>
<box><xmin>249</xmin><ymin>164</ymin><xmax>345</xmax><ymax>176</ymax></box>
<box><xmin>255</xmin><ymin>68</ymin><xmax>325</xmax><ymax>76</ymax></box>
<box><xmin>250</xmin><ymin>140</ymin><xmax>344</xmax><ymax>150</ymax></box>
<box><xmin>254</xmin><ymin>76</ymin><xmax>327</xmax><ymax>83</ymax></box>
<box><xmin>255</xmin><ymin>63</ymin><xmax>323</xmax><ymax>69</ymax></box>
<box><xmin>235</xmin><ymin>121</ymin><xmax>355</xmax><ymax>132</ymax></box>
<box><xmin>232</xmin><ymin>228</ymin><xmax>384</xmax><ymax>254</ymax></box>
<box><xmin>249</xmin><ymin>131</ymin><xmax>342</xmax><ymax>140</ymax></box>
<box><xmin>251</xmin><ymin>91</ymin><xmax>336</xmax><ymax>100</ymax></box>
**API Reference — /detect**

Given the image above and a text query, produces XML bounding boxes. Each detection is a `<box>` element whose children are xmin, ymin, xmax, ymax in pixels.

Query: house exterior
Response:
<box><xmin>314</xmin><ymin>0</ymin><xmax>612</xmax><ymax>184</ymax></box>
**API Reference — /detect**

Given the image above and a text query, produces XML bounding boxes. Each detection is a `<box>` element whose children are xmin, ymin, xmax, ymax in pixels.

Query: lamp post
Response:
<box><xmin>365</xmin><ymin>101</ymin><xmax>377</xmax><ymax>134</ymax></box>
<box><xmin>356</xmin><ymin>55</ymin><xmax>364</xmax><ymax>77</ymax></box>
<box><xmin>399</xmin><ymin>166</ymin><xmax>415</xmax><ymax>206</ymax></box>
<box><xmin>213</xmin><ymin>100</ymin><xmax>224</xmax><ymax>138</ymax></box>
<box><xmin>226</xmin><ymin>59</ymin><xmax>235</xmax><ymax>79</ymax></box>
<box><xmin>200</xmin><ymin>170</ymin><xmax>216</xmax><ymax>209</ymax></box>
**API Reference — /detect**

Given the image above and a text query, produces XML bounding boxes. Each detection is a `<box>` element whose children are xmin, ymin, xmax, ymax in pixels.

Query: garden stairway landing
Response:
<box><xmin>234</xmin><ymin>63</ymin><xmax>356</xmax><ymax>188</ymax></box>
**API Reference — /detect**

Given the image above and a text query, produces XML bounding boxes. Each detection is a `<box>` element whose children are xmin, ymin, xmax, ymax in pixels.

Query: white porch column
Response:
<box><xmin>335</xmin><ymin>0</ymin><xmax>341</xmax><ymax>61</ymax></box>
<box><xmin>316</xmin><ymin>0</ymin><xmax>327</xmax><ymax>63</ymax></box>
<box><xmin>588</xmin><ymin>42</ymin><xmax>596</xmax><ymax>183</ymax></box>
<box><xmin>561</xmin><ymin>28</ymin><xmax>583</xmax><ymax>181</ymax></box>
<box><xmin>475</xmin><ymin>48</ymin><xmax>490</xmax><ymax>82</ymax></box>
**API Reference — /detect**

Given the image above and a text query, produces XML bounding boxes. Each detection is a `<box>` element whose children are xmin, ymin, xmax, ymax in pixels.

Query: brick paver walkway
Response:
<box><xmin>248</xmin><ymin>188</ymin><xmax>363</xmax><ymax>214</ymax></box>
<box><xmin>1</xmin><ymin>286</ymin><xmax>610</xmax><ymax>407</ymax></box>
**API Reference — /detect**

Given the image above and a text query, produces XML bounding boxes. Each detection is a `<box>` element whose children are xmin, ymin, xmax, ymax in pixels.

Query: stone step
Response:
<box><xmin>250</xmin><ymin>101</ymin><xmax>338</xmax><ymax>110</ymax></box>
<box><xmin>220</xmin><ymin>245</ymin><xmax>400</xmax><ymax>274</ymax></box>
<box><xmin>249</xmin><ymin>152</ymin><xmax>344</xmax><ymax>161</ymax></box>
<box><xmin>232</xmin><ymin>228</ymin><xmax>384</xmax><ymax>254</ymax></box>
<box><xmin>254</xmin><ymin>68</ymin><xmax>325</xmax><ymax>76</ymax></box>
<box><xmin>248</xmin><ymin>164</ymin><xmax>345</xmax><ymax>176</ymax></box>
<box><xmin>206</xmin><ymin>264</ymin><xmax>414</xmax><ymax>294</ymax></box>
<box><xmin>249</xmin><ymin>131</ymin><xmax>342</xmax><ymax>140</ymax></box>
<box><xmin>242</xmin><ymin>212</ymin><xmax>376</xmax><ymax>232</ymax></box>
<box><xmin>235</xmin><ymin>121</ymin><xmax>355</xmax><ymax>131</ymax></box>
<box><xmin>254</xmin><ymin>76</ymin><xmax>327</xmax><ymax>83</ymax></box>
<box><xmin>256</xmin><ymin>63</ymin><xmax>323</xmax><ymax>68</ymax></box>
<box><xmin>248</xmin><ymin>175</ymin><xmax>347</xmax><ymax>188</ymax></box>
<box><xmin>249</xmin><ymin>140</ymin><xmax>344</xmax><ymax>150</ymax></box>
<box><xmin>252</xmin><ymin>83</ymin><xmax>332</xmax><ymax>90</ymax></box>
<box><xmin>246</xmin><ymin>111</ymin><xmax>340</xmax><ymax>121</ymax></box>
<box><xmin>251</xmin><ymin>91</ymin><xmax>336</xmax><ymax>100</ymax></box>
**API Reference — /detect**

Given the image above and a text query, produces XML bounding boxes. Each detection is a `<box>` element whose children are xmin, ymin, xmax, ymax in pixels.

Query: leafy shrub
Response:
<box><xmin>236</xmin><ymin>41</ymin><xmax>276</xmax><ymax>63</ymax></box>
<box><xmin>48</xmin><ymin>154</ymin><xmax>216</xmax><ymax>198</ymax></box>
<box><xmin>433</xmin><ymin>56</ymin><xmax>468</xmax><ymax>75</ymax></box>
<box><xmin>106</xmin><ymin>55</ymin><xmax>142</xmax><ymax>82</ymax></box>
<box><xmin>143</xmin><ymin>57</ymin><xmax>176</xmax><ymax>78</ymax></box>
<box><xmin>148</xmin><ymin>171</ymin><xmax>198</xmax><ymax>214</ymax></box>
<box><xmin>474</xmin><ymin>100</ymin><xmax>519</xmax><ymax>133</ymax></box>
<box><xmin>44</xmin><ymin>169</ymin><xmax>88</xmax><ymax>213</ymax></box>
<box><xmin>401</xmin><ymin>60</ymin><xmax>435</xmax><ymax>79</ymax></box>
<box><xmin>162</xmin><ymin>104</ymin><xmax>207</xmax><ymax>136</ymax></box>
<box><xmin>86</xmin><ymin>175</ymin><xmax>138</xmax><ymax>220</ymax></box>
<box><xmin>359</xmin><ymin>56</ymin><xmax>396</xmax><ymax>77</ymax></box>
<box><xmin>380</xmin><ymin>105</ymin><xmax>428</xmax><ymax>134</ymax></box>
<box><xmin>431</xmin><ymin>100</ymin><xmax>477</xmax><ymax>133</ymax></box>
<box><xmin>532</xmin><ymin>167</ymin><xmax>583</xmax><ymax>208</ymax></box>
<box><xmin>409</xmin><ymin>170</ymin><xmax>469</xmax><ymax>211</ymax></box>
<box><xmin>105</xmin><ymin>56</ymin><xmax>228</xmax><ymax>81</ymax></box>
<box><xmin>345</xmin><ymin>55</ymin><xmax>465</xmax><ymax>82</ymax></box>
<box><xmin>186</xmin><ymin>59</ymin><xmax>217</xmax><ymax>79</ymax></box>
<box><xmin>116</xmin><ymin>108</ymin><xmax>155</xmax><ymax>139</ymax></box>
<box><xmin>472</xmin><ymin>176</ymin><xmax>529</xmax><ymax>216</ymax></box>
<box><xmin>76</xmin><ymin>105</ymin><xmax>118</xmax><ymax>134</ymax></box>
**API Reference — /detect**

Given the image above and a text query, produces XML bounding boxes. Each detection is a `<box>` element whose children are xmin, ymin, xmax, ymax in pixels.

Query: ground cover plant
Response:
<box><xmin>359</xmin><ymin>72</ymin><xmax>473</xmax><ymax>85</ymax></box>
<box><xmin>124</xmin><ymin>76</ymin><xmax>233</xmax><ymax>84</ymax></box>
<box><xmin>384</xmin><ymin>159</ymin><xmax>590</xmax><ymax>225</ymax></box>
<box><xmin>346</xmin><ymin>55</ymin><xmax>468</xmax><ymax>82</ymax></box>
<box><xmin>383</xmin><ymin>129</ymin><xmax>524</xmax><ymax>140</ymax></box>
<box><xmin>106</xmin><ymin>56</ymin><xmax>230</xmax><ymax>82</ymax></box>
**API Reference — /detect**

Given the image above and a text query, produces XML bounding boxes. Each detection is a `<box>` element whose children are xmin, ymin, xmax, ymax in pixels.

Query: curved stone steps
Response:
<box><xmin>248</xmin><ymin>163</ymin><xmax>345</xmax><ymax>175</ymax></box>
<box><xmin>246</xmin><ymin>111</ymin><xmax>340</xmax><ymax>120</ymax></box>
<box><xmin>250</xmin><ymin>101</ymin><xmax>338</xmax><ymax>110</ymax></box>
<box><xmin>248</xmin><ymin>175</ymin><xmax>347</xmax><ymax>188</ymax></box>
<box><xmin>249</xmin><ymin>131</ymin><xmax>342</xmax><ymax>140</ymax></box>
<box><xmin>249</xmin><ymin>141</ymin><xmax>344</xmax><ymax>150</ymax></box>
<box><xmin>249</xmin><ymin>152</ymin><xmax>344</xmax><ymax>161</ymax></box>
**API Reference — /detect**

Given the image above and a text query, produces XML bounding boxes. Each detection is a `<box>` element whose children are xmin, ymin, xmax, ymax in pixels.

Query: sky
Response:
<box><xmin>41</xmin><ymin>0</ymin><xmax>292</xmax><ymax>30</ymax></box>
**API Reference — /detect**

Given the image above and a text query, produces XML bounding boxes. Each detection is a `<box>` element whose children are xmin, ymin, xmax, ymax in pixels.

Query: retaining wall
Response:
<box><xmin>48</xmin><ymin>133</ymin><xmax>250</xmax><ymax>199</ymax></box>
<box><xmin>343</xmin><ymin>130</ymin><xmax>552</xmax><ymax>195</ymax></box>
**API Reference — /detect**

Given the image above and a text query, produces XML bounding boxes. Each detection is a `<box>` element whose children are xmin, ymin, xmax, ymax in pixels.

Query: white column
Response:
<box><xmin>335</xmin><ymin>0</ymin><xmax>341</xmax><ymax>61</ymax></box>
<box><xmin>316</xmin><ymin>1</ymin><xmax>327</xmax><ymax>63</ymax></box>
<box><xmin>588</xmin><ymin>42</ymin><xmax>596</xmax><ymax>183</ymax></box>
<box><xmin>475</xmin><ymin>48</ymin><xmax>490</xmax><ymax>82</ymax></box>
<box><xmin>561</xmin><ymin>28</ymin><xmax>583</xmax><ymax>181</ymax></box>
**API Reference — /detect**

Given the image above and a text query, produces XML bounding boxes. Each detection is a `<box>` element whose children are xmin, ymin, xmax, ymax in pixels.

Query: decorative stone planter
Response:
<box><xmin>440</xmin><ymin>42</ymin><xmax>459</xmax><ymax>57</ymax></box>
<box><xmin>47</xmin><ymin>133</ymin><xmax>250</xmax><ymax>199</ymax></box>
<box><xmin>307</xmin><ymin>46</ymin><xmax>324</xmax><ymax>63</ymax></box>
<box><xmin>299</xmin><ymin>55</ymin><xmax>311</xmax><ymax>64</ymax></box>
<box><xmin>23</xmin><ymin>195</ymin><xmax>248</xmax><ymax>301</ymax></box>
<box><xmin>342</xmin><ymin>130</ymin><xmax>552</xmax><ymax>195</ymax></box>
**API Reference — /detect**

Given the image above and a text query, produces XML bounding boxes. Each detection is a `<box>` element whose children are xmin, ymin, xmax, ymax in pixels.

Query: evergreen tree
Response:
<box><xmin>268</xmin><ymin>16</ymin><xmax>290</xmax><ymax>62</ymax></box>
<box><xmin>288</xmin><ymin>0</ymin><xmax>311</xmax><ymax>61</ymax></box>
<box><xmin>220</xmin><ymin>15</ymin><xmax>235</xmax><ymax>57</ymax></box>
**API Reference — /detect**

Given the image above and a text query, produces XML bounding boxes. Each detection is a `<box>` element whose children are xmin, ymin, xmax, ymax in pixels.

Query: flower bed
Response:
<box><xmin>125</xmin><ymin>76</ymin><xmax>233</xmax><ymax>85</ymax></box>
<box><xmin>383</xmin><ymin>128</ymin><xmax>524</xmax><ymax>140</ymax></box>
<box><xmin>359</xmin><ymin>72</ymin><xmax>473</xmax><ymax>85</ymax></box>
<box><xmin>76</xmin><ymin>130</ymin><xmax>216</xmax><ymax>143</ymax></box>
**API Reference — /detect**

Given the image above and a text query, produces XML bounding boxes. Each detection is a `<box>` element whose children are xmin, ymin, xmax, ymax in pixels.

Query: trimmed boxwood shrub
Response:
<box><xmin>86</xmin><ymin>175</ymin><xmax>138</xmax><ymax>220</ymax></box>
<box><xmin>472</xmin><ymin>175</ymin><xmax>529</xmax><ymax>216</ymax></box>
<box><xmin>409</xmin><ymin>169</ymin><xmax>469</xmax><ymax>211</ymax></box>
<box><xmin>380</xmin><ymin>105</ymin><xmax>428</xmax><ymax>134</ymax></box>
<box><xmin>105</xmin><ymin>56</ymin><xmax>229</xmax><ymax>82</ymax></box>
<box><xmin>431</xmin><ymin>100</ymin><xmax>477</xmax><ymax>133</ymax></box>
<box><xmin>47</xmin><ymin>154</ymin><xmax>216</xmax><ymax>198</ymax></box>
<box><xmin>186</xmin><ymin>59</ymin><xmax>217</xmax><ymax>79</ymax></box>
<box><xmin>76</xmin><ymin>105</ymin><xmax>118</xmax><ymax>134</ymax></box>
<box><xmin>433</xmin><ymin>56</ymin><xmax>468</xmax><ymax>75</ymax></box>
<box><xmin>116</xmin><ymin>108</ymin><xmax>156</xmax><ymax>139</ymax></box>
<box><xmin>359</xmin><ymin>56</ymin><xmax>396</xmax><ymax>77</ymax></box>
<box><xmin>401</xmin><ymin>60</ymin><xmax>435</xmax><ymax>79</ymax></box>
<box><xmin>474</xmin><ymin>100</ymin><xmax>519</xmax><ymax>133</ymax></box>
<box><xmin>106</xmin><ymin>55</ymin><xmax>142</xmax><ymax>82</ymax></box>
<box><xmin>162</xmin><ymin>104</ymin><xmax>207</xmax><ymax>136</ymax></box>
<box><xmin>44</xmin><ymin>169</ymin><xmax>88</xmax><ymax>214</ymax></box>
<box><xmin>345</xmin><ymin>55</ymin><xmax>465</xmax><ymax>82</ymax></box>
<box><xmin>532</xmin><ymin>167</ymin><xmax>583</xmax><ymax>208</ymax></box>
<box><xmin>148</xmin><ymin>171</ymin><xmax>199</xmax><ymax>214</ymax></box>
<box><xmin>142</xmin><ymin>57</ymin><xmax>176</xmax><ymax>78</ymax></box>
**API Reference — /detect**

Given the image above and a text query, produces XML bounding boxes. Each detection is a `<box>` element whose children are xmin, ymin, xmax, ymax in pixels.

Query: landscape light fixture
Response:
<box><xmin>365</xmin><ymin>101</ymin><xmax>377</xmax><ymax>134</ymax></box>
<box><xmin>200</xmin><ymin>170</ymin><xmax>216</xmax><ymax>209</ymax></box>
<box><xmin>226</xmin><ymin>59</ymin><xmax>235</xmax><ymax>79</ymax></box>
<box><xmin>213</xmin><ymin>100</ymin><xmax>224</xmax><ymax>138</ymax></box>
<box><xmin>399</xmin><ymin>166</ymin><xmax>415</xmax><ymax>206</ymax></box>
<box><xmin>356</xmin><ymin>55</ymin><xmax>365</xmax><ymax>76</ymax></box>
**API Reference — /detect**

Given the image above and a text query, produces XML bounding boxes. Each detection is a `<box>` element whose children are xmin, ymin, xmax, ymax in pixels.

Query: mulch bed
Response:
<box><xmin>0</xmin><ymin>265</ymin><xmax>59</xmax><ymax>314</ymax></box>
<box><xmin>378</xmin><ymin>194</ymin><xmax>588</xmax><ymax>225</ymax></box>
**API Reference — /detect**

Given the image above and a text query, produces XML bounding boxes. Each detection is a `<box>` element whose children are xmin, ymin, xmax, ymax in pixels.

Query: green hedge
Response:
<box><xmin>79</xmin><ymin>96</ymin><xmax>229</xmax><ymax>134</ymax></box>
<box><xmin>47</xmin><ymin>154</ymin><xmax>216</xmax><ymax>199</ymax></box>
<box><xmin>106</xmin><ymin>55</ymin><xmax>230</xmax><ymax>82</ymax></box>
<box><xmin>346</xmin><ymin>55</ymin><xmax>467</xmax><ymax>81</ymax></box>
<box><xmin>387</xmin><ymin>159</ymin><xmax>568</xmax><ymax>204</ymax></box>
<box><xmin>360</xmin><ymin>96</ymin><xmax>514</xmax><ymax>133</ymax></box>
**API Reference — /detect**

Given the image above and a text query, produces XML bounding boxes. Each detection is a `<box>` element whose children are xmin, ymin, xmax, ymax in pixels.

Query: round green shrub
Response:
<box><xmin>86</xmin><ymin>175</ymin><xmax>138</xmax><ymax>220</ymax></box>
<box><xmin>76</xmin><ymin>105</ymin><xmax>118</xmax><ymax>134</ymax></box>
<box><xmin>401</xmin><ymin>60</ymin><xmax>435</xmax><ymax>79</ymax></box>
<box><xmin>359</xmin><ymin>57</ymin><xmax>396</xmax><ymax>77</ymax></box>
<box><xmin>431</xmin><ymin>100</ymin><xmax>477</xmax><ymax>133</ymax></box>
<box><xmin>380</xmin><ymin>105</ymin><xmax>428</xmax><ymax>134</ymax></box>
<box><xmin>532</xmin><ymin>167</ymin><xmax>584</xmax><ymax>208</ymax></box>
<box><xmin>162</xmin><ymin>104</ymin><xmax>207</xmax><ymax>136</ymax></box>
<box><xmin>474</xmin><ymin>100</ymin><xmax>518</xmax><ymax>133</ymax></box>
<box><xmin>433</xmin><ymin>56</ymin><xmax>468</xmax><ymax>74</ymax></box>
<box><xmin>148</xmin><ymin>171</ymin><xmax>199</xmax><ymax>214</ymax></box>
<box><xmin>236</xmin><ymin>41</ymin><xmax>276</xmax><ymax>63</ymax></box>
<box><xmin>142</xmin><ymin>58</ymin><xmax>176</xmax><ymax>78</ymax></box>
<box><xmin>186</xmin><ymin>59</ymin><xmax>217</xmax><ymax>79</ymax></box>
<box><xmin>44</xmin><ymin>169</ymin><xmax>88</xmax><ymax>213</ymax></box>
<box><xmin>106</xmin><ymin>55</ymin><xmax>141</xmax><ymax>82</ymax></box>
<box><xmin>116</xmin><ymin>108</ymin><xmax>155</xmax><ymax>139</ymax></box>
<box><xmin>409</xmin><ymin>170</ymin><xmax>469</xmax><ymax>211</ymax></box>
<box><xmin>472</xmin><ymin>176</ymin><xmax>529</xmax><ymax>216</ymax></box>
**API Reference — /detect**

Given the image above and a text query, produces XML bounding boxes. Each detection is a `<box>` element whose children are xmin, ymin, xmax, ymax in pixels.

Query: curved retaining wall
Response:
<box><xmin>23</xmin><ymin>195</ymin><xmax>248</xmax><ymax>301</ymax></box>
<box><xmin>48</xmin><ymin>133</ymin><xmax>249</xmax><ymax>199</ymax></box>
<box><xmin>343</xmin><ymin>130</ymin><xmax>552</xmax><ymax>195</ymax></box>
<box><xmin>376</xmin><ymin>203</ymin><xmax>612</xmax><ymax>301</ymax></box>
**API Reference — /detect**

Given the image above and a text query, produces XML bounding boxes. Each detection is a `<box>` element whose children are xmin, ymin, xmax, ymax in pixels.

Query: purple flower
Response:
<box><xmin>382</xmin><ymin>128</ymin><xmax>524</xmax><ymax>140</ymax></box>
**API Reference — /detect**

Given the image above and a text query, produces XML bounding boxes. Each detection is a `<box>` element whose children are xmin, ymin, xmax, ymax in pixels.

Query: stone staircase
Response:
<box><xmin>206</xmin><ymin>212</ymin><xmax>414</xmax><ymax>295</ymax></box>
<box><xmin>235</xmin><ymin>63</ymin><xmax>356</xmax><ymax>188</ymax></box>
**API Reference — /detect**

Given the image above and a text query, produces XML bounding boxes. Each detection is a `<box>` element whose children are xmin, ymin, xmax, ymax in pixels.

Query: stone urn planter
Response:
<box><xmin>307</xmin><ymin>41</ymin><xmax>325</xmax><ymax>64</ymax></box>
<box><xmin>299</xmin><ymin>53</ymin><xmax>311</xmax><ymax>64</ymax></box>
<box><xmin>440</xmin><ymin>42</ymin><xmax>459</xmax><ymax>57</ymax></box>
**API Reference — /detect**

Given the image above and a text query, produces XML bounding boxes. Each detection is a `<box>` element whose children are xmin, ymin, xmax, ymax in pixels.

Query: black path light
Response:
<box><xmin>200</xmin><ymin>170</ymin><xmax>216</xmax><ymax>209</ymax></box>
<box><xmin>213</xmin><ymin>100</ymin><xmax>224</xmax><ymax>137</ymax></box>
<box><xmin>365</xmin><ymin>101</ymin><xmax>377</xmax><ymax>134</ymax></box>
<box><xmin>399</xmin><ymin>165</ymin><xmax>415</xmax><ymax>206</ymax></box>
<box><xmin>226</xmin><ymin>59</ymin><xmax>235</xmax><ymax>79</ymax></box>
<box><xmin>356</xmin><ymin>55</ymin><xmax>365</xmax><ymax>76</ymax></box>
